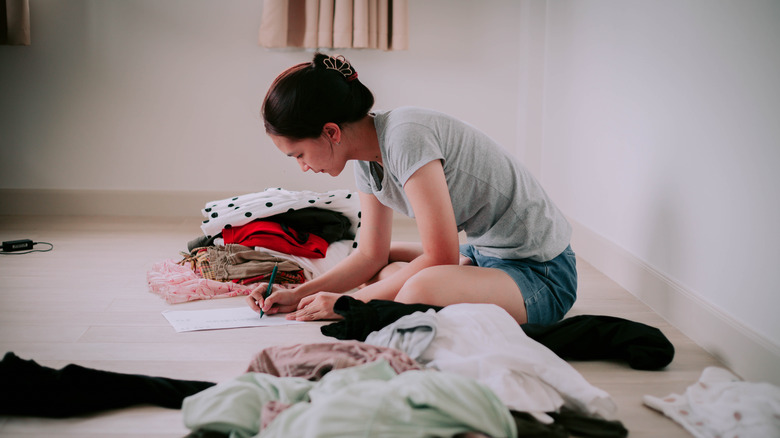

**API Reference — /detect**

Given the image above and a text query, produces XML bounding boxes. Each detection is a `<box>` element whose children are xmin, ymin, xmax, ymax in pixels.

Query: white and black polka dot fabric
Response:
<box><xmin>200</xmin><ymin>188</ymin><xmax>361</xmax><ymax>249</ymax></box>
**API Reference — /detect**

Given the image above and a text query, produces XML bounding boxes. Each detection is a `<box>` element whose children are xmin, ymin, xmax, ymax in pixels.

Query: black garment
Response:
<box><xmin>508</xmin><ymin>411</ymin><xmax>568</xmax><ymax>437</ymax></box>
<box><xmin>321</xmin><ymin>295</ymin><xmax>443</xmax><ymax>341</ymax></box>
<box><xmin>188</xmin><ymin>234</ymin><xmax>221</xmax><ymax>251</ymax></box>
<box><xmin>506</xmin><ymin>408</ymin><xmax>628</xmax><ymax>438</ymax></box>
<box><xmin>521</xmin><ymin>315</ymin><xmax>675</xmax><ymax>370</ymax></box>
<box><xmin>0</xmin><ymin>352</ymin><xmax>216</xmax><ymax>417</ymax></box>
<box><xmin>187</xmin><ymin>207</ymin><xmax>353</xmax><ymax>252</ymax></box>
<box><xmin>548</xmin><ymin>407</ymin><xmax>629</xmax><ymax>438</ymax></box>
<box><xmin>264</xmin><ymin>207</ymin><xmax>354</xmax><ymax>244</ymax></box>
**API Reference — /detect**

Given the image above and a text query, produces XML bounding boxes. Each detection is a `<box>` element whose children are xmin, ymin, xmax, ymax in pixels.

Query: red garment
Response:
<box><xmin>231</xmin><ymin>270</ymin><xmax>306</xmax><ymax>286</ymax></box>
<box><xmin>222</xmin><ymin>220</ymin><xmax>328</xmax><ymax>259</ymax></box>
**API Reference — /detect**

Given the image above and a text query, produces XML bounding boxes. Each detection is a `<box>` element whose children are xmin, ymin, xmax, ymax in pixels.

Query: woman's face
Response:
<box><xmin>269</xmin><ymin>133</ymin><xmax>345</xmax><ymax>177</ymax></box>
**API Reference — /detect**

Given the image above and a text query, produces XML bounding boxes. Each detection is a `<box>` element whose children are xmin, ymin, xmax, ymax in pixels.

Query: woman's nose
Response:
<box><xmin>298</xmin><ymin>158</ymin><xmax>310</xmax><ymax>172</ymax></box>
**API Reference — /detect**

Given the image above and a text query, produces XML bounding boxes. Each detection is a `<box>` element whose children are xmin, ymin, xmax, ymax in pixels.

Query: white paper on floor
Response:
<box><xmin>163</xmin><ymin>307</ymin><xmax>304</xmax><ymax>332</ymax></box>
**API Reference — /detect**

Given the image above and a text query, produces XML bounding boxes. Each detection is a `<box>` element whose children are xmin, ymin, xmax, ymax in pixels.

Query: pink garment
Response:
<box><xmin>261</xmin><ymin>401</ymin><xmax>293</xmax><ymax>431</ymax></box>
<box><xmin>246</xmin><ymin>340</ymin><xmax>422</xmax><ymax>380</ymax></box>
<box><xmin>147</xmin><ymin>259</ymin><xmax>254</xmax><ymax>304</ymax></box>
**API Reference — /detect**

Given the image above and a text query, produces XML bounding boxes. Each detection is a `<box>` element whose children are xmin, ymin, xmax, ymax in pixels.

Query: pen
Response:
<box><xmin>259</xmin><ymin>263</ymin><xmax>278</xmax><ymax>318</ymax></box>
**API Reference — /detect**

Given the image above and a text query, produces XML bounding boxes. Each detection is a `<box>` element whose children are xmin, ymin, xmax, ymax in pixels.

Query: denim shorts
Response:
<box><xmin>459</xmin><ymin>244</ymin><xmax>578</xmax><ymax>325</ymax></box>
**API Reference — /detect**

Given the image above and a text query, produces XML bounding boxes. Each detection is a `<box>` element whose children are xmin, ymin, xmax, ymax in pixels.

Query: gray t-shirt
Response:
<box><xmin>354</xmin><ymin>107</ymin><xmax>571</xmax><ymax>262</ymax></box>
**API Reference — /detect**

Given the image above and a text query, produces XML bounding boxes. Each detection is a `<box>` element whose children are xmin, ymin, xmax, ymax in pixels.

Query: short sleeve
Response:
<box><xmin>353</xmin><ymin>160</ymin><xmax>373</xmax><ymax>193</ymax></box>
<box><xmin>385</xmin><ymin>123</ymin><xmax>445</xmax><ymax>187</ymax></box>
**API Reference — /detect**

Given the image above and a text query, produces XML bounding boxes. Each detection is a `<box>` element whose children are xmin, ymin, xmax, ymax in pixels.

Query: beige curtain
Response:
<box><xmin>259</xmin><ymin>0</ymin><xmax>408</xmax><ymax>51</ymax></box>
<box><xmin>1</xmin><ymin>0</ymin><xmax>30</xmax><ymax>45</ymax></box>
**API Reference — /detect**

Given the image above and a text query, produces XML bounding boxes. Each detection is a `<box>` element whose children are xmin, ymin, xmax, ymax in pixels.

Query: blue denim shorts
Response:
<box><xmin>459</xmin><ymin>244</ymin><xmax>578</xmax><ymax>325</ymax></box>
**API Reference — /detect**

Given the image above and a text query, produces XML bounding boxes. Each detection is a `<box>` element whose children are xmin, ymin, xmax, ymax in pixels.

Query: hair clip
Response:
<box><xmin>323</xmin><ymin>55</ymin><xmax>358</xmax><ymax>81</ymax></box>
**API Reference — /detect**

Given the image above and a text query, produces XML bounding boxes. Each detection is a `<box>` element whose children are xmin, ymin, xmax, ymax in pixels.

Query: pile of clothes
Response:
<box><xmin>4</xmin><ymin>299</ymin><xmax>674</xmax><ymax>437</ymax></box>
<box><xmin>148</xmin><ymin>188</ymin><xmax>361</xmax><ymax>303</ymax></box>
<box><xmin>180</xmin><ymin>301</ymin><xmax>669</xmax><ymax>437</ymax></box>
<box><xmin>5</xmin><ymin>299</ymin><xmax>779</xmax><ymax>437</ymax></box>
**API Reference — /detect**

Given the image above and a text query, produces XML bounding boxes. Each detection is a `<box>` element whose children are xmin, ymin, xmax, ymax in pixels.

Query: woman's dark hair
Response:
<box><xmin>262</xmin><ymin>53</ymin><xmax>375</xmax><ymax>140</ymax></box>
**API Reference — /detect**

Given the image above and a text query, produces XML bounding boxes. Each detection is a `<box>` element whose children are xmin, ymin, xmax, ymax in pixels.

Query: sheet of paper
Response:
<box><xmin>162</xmin><ymin>306</ymin><xmax>304</xmax><ymax>332</ymax></box>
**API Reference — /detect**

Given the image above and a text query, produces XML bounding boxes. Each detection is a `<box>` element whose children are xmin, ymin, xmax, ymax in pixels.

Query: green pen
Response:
<box><xmin>259</xmin><ymin>263</ymin><xmax>278</xmax><ymax>318</ymax></box>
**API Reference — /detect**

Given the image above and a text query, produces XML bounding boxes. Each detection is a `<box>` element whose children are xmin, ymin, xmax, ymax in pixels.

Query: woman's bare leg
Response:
<box><xmin>394</xmin><ymin>265</ymin><xmax>528</xmax><ymax>324</ymax></box>
<box><xmin>359</xmin><ymin>242</ymin><xmax>422</xmax><ymax>288</ymax></box>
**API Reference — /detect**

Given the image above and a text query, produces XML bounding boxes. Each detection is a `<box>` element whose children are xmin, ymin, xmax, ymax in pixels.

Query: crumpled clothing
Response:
<box><xmin>147</xmin><ymin>259</ymin><xmax>253</xmax><ymax>304</ymax></box>
<box><xmin>320</xmin><ymin>295</ymin><xmax>442</xmax><ymax>341</ymax></box>
<box><xmin>207</xmin><ymin>244</ymin><xmax>301</xmax><ymax>281</ymax></box>
<box><xmin>223</xmin><ymin>221</ymin><xmax>329</xmax><ymax>259</ymax></box>
<box><xmin>261</xmin><ymin>401</ymin><xmax>293</xmax><ymax>432</ymax></box>
<box><xmin>0</xmin><ymin>352</ymin><xmax>216</xmax><ymax>417</ymax></box>
<box><xmin>521</xmin><ymin>314</ymin><xmax>675</xmax><ymax>370</ymax></box>
<box><xmin>643</xmin><ymin>366</ymin><xmax>780</xmax><ymax>438</ymax></box>
<box><xmin>246</xmin><ymin>340</ymin><xmax>422</xmax><ymax>381</ymax></box>
<box><xmin>366</xmin><ymin>303</ymin><xmax>618</xmax><ymax>423</ymax></box>
<box><xmin>200</xmin><ymin>188</ymin><xmax>361</xmax><ymax>242</ymax></box>
<box><xmin>179</xmin><ymin>247</ymin><xmax>216</xmax><ymax>280</ymax></box>
<box><xmin>256</xmin><ymin>240</ymin><xmax>353</xmax><ymax>281</ymax></box>
<box><xmin>260</xmin><ymin>207</ymin><xmax>354</xmax><ymax>244</ymax></box>
<box><xmin>231</xmin><ymin>270</ymin><xmax>305</xmax><ymax>286</ymax></box>
<box><xmin>182</xmin><ymin>360</ymin><xmax>517</xmax><ymax>438</ymax></box>
<box><xmin>364</xmin><ymin>309</ymin><xmax>438</xmax><ymax>360</ymax></box>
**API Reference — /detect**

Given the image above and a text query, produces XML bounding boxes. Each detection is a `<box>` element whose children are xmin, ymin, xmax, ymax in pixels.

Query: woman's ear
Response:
<box><xmin>322</xmin><ymin>123</ymin><xmax>342</xmax><ymax>145</ymax></box>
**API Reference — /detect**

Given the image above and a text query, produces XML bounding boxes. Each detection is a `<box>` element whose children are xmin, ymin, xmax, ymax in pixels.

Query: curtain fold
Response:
<box><xmin>1</xmin><ymin>0</ymin><xmax>30</xmax><ymax>46</ymax></box>
<box><xmin>259</xmin><ymin>0</ymin><xmax>407</xmax><ymax>51</ymax></box>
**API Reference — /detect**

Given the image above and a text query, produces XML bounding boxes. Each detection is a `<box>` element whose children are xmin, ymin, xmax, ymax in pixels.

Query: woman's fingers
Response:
<box><xmin>247</xmin><ymin>283</ymin><xmax>302</xmax><ymax>315</ymax></box>
<box><xmin>267</xmin><ymin>302</ymin><xmax>300</xmax><ymax>314</ymax></box>
<box><xmin>246</xmin><ymin>294</ymin><xmax>262</xmax><ymax>312</ymax></box>
<box><xmin>286</xmin><ymin>292</ymin><xmax>343</xmax><ymax>321</ymax></box>
<box><xmin>246</xmin><ymin>283</ymin><xmax>270</xmax><ymax>313</ymax></box>
<box><xmin>248</xmin><ymin>287</ymin><xmax>346</xmax><ymax>320</ymax></box>
<box><xmin>287</xmin><ymin>306</ymin><xmax>323</xmax><ymax>321</ymax></box>
<box><xmin>285</xmin><ymin>295</ymin><xmax>315</xmax><ymax>319</ymax></box>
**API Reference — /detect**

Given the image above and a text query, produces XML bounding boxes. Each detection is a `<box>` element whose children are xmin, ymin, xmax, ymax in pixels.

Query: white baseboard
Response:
<box><xmin>0</xmin><ymin>188</ymin><xmax>237</xmax><ymax>218</ymax></box>
<box><xmin>570</xmin><ymin>218</ymin><xmax>780</xmax><ymax>385</ymax></box>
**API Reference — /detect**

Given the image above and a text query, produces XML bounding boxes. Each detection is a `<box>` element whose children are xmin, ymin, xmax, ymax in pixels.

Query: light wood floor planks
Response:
<box><xmin>0</xmin><ymin>215</ymin><xmax>727</xmax><ymax>437</ymax></box>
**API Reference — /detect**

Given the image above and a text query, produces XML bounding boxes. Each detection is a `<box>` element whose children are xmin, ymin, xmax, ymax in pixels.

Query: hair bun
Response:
<box><xmin>316</xmin><ymin>53</ymin><xmax>358</xmax><ymax>82</ymax></box>
<box><xmin>262</xmin><ymin>53</ymin><xmax>374</xmax><ymax>139</ymax></box>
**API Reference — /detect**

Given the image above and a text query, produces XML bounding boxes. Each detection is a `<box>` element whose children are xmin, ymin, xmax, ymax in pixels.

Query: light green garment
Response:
<box><xmin>182</xmin><ymin>372</ymin><xmax>313</xmax><ymax>438</ymax></box>
<box><xmin>182</xmin><ymin>359</ymin><xmax>517</xmax><ymax>438</ymax></box>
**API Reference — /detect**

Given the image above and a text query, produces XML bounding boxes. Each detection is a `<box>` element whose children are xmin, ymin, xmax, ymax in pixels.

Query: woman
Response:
<box><xmin>246</xmin><ymin>53</ymin><xmax>576</xmax><ymax>325</ymax></box>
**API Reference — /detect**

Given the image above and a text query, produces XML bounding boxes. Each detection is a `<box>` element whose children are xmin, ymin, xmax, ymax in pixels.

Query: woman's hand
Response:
<box><xmin>246</xmin><ymin>283</ymin><xmax>301</xmax><ymax>315</ymax></box>
<box><xmin>286</xmin><ymin>291</ymin><xmax>344</xmax><ymax>321</ymax></box>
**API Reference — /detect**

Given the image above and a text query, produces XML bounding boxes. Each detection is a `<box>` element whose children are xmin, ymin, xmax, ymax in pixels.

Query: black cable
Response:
<box><xmin>0</xmin><ymin>242</ymin><xmax>54</xmax><ymax>255</ymax></box>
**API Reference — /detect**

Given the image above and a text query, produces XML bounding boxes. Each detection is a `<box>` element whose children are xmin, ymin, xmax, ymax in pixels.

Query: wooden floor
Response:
<box><xmin>0</xmin><ymin>215</ymin><xmax>727</xmax><ymax>437</ymax></box>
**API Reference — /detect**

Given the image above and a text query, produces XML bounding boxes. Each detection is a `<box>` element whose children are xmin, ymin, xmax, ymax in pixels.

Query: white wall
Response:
<box><xmin>0</xmin><ymin>0</ymin><xmax>522</xmax><ymax>196</ymax></box>
<box><xmin>539</xmin><ymin>0</ymin><xmax>780</xmax><ymax>383</ymax></box>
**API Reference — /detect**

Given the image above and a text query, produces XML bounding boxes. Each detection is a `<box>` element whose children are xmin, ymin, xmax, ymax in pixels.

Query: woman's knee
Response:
<box><xmin>360</xmin><ymin>261</ymin><xmax>406</xmax><ymax>289</ymax></box>
<box><xmin>395</xmin><ymin>267</ymin><xmax>445</xmax><ymax>304</ymax></box>
<box><xmin>397</xmin><ymin>265</ymin><xmax>530</xmax><ymax>324</ymax></box>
